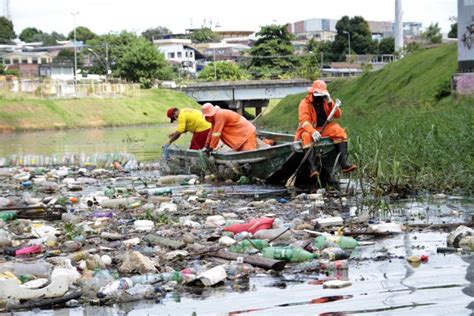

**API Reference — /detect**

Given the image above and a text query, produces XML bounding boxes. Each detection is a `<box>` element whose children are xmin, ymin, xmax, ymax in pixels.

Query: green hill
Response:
<box><xmin>0</xmin><ymin>89</ymin><xmax>199</xmax><ymax>132</ymax></box>
<box><xmin>261</xmin><ymin>44</ymin><xmax>473</xmax><ymax>192</ymax></box>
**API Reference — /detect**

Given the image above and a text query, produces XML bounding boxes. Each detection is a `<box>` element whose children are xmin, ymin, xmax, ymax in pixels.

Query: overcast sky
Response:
<box><xmin>10</xmin><ymin>0</ymin><xmax>457</xmax><ymax>37</ymax></box>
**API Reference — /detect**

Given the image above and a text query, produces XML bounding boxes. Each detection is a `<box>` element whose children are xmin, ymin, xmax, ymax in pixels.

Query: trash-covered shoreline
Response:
<box><xmin>0</xmin><ymin>165</ymin><xmax>472</xmax><ymax>314</ymax></box>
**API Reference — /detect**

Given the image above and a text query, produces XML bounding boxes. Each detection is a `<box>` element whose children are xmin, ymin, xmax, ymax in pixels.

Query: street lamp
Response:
<box><xmin>71</xmin><ymin>11</ymin><xmax>79</xmax><ymax>83</ymax></box>
<box><xmin>88</xmin><ymin>43</ymin><xmax>110</xmax><ymax>83</ymax></box>
<box><xmin>343</xmin><ymin>31</ymin><xmax>351</xmax><ymax>75</ymax></box>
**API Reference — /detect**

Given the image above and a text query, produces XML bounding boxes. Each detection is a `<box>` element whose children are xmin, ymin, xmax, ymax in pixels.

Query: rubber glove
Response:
<box><xmin>312</xmin><ymin>131</ymin><xmax>321</xmax><ymax>142</ymax></box>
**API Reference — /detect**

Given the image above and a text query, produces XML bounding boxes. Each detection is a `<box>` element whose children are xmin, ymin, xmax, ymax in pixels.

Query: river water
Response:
<box><xmin>0</xmin><ymin>125</ymin><xmax>189</xmax><ymax>162</ymax></box>
<box><xmin>0</xmin><ymin>127</ymin><xmax>472</xmax><ymax>315</ymax></box>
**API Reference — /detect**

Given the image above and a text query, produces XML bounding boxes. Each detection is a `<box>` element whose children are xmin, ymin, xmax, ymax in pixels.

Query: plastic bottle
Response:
<box><xmin>448</xmin><ymin>225</ymin><xmax>473</xmax><ymax>248</ymax></box>
<box><xmin>459</xmin><ymin>236</ymin><xmax>474</xmax><ymax>252</ymax></box>
<box><xmin>62</xmin><ymin>240</ymin><xmax>83</xmax><ymax>252</ymax></box>
<box><xmin>319</xmin><ymin>259</ymin><xmax>349</xmax><ymax>271</ymax></box>
<box><xmin>321</xmin><ymin>247</ymin><xmax>350</xmax><ymax>261</ymax></box>
<box><xmin>15</xmin><ymin>244</ymin><xmax>42</xmax><ymax>256</ymax></box>
<box><xmin>146</xmin><ymin>187</ymin><xmax>172</xmax><ymax>196</ymax></box>
<box><xmin>254</xmin><ymin>227</ymin><xmax>292</xmax><ymax>240</ymax></box>
<box><xmin>161</xmin><ymin>271</ymin><xmax>183</xmax><ymax>283</ymax></box>
<box><xmin>228</xmin><ymin>239</ymin><xmax>270</xmax><ymax>254</ymax></box>
<box><xmin>97</xmin><ymin>277</ymin><xmax>133</xmax><ymax>298</ymax></box>
<box><xmin>130</xmin><ymin>273</ymin><xmax>163</xmax><ymax>285</ymax></box>
<box><xmin>224</xmin><ymin>217</ymin><xmax>275</xmax><ymax>234</ymax></box>
<box><xmin>0</xmin><ymin>260</ymin><xmax>52</xmax><ymax>277</ymax></box>
<box><xmin>0</xmin><ymin>211</ymin><xmax>17</xmax><ymax>222</ymax></box>
<box><xmin>313</xmin><ymin>235</ymin><xmax>358</xmax><ymax>250</ymax></box>
<box><xmin>262</xmin><ymin>246</ymin><xmax>317</xmax><ymax>263</ymax></box>
<box><xmin>226</xmin><ymin>256</ymin><xmax>244</xmax><ymax>279</ymax></box>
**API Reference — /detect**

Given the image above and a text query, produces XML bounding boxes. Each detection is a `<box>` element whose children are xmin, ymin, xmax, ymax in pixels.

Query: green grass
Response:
<box><xmin>0</xmin><ymin>89</ymin><xmax>200</xmax><ymax>131</ymax></box>
<box><xmin>260</xmin><ymin>44</ymin><xmax>474</xmax><ymax>192</ymax></box>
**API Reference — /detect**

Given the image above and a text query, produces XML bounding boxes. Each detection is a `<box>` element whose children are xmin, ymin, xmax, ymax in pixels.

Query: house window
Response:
<box><xmin>185</xmin><ymin>51</ymin><xmax>188</xmax><ymax>57</ymax></box>
<box><xmin>189</xmin><ymin>51</ymin><xmax>193</xmax><ymax>58</ymax></box>
<box><xmin>177</xmin><ymin>52</ymin><xmax>182</xmax><ymax>58</ymax></box>
<box><xmin>168</xmin><ymin>52</ymin><xmax>175</xmax><ymax>59</ymax></box>
<box><xmin>41</xmin><ymin>58</ymin><xmax>48</xmax><ymax>64</ymax></box>
<box><xmin>21</xmin><ymin>58</ymin><xmax>28</xmax><ymax>64</ymax></box>
<box><xmin>12</xmin><ymin>58</ymin><xmax>19</xmax><ymax>64</ymax></box>
<box><xmin>3</xmin><ymin>59</ymin><xmax>9</xmax><ymax>65</ymax></box>
<box><xmin>32</xmin><ymin>57</ymin><xmax>38</xmax><ymax>64</ymax></box>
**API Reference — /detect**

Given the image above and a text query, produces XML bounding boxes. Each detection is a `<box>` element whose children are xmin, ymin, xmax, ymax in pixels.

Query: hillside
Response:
<box><xmin>0</xmin><ymin>89</ymin><xmax>200</xmax><ymax>132</ymax></box>
<box><xmin>260</xmin><ymin>44</ymin><xmax>473</xmax><ymax>192</ymax></box>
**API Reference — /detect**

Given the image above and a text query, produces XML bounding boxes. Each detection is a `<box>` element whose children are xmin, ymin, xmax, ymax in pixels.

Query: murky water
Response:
<box><xmin>0</xmin><ymin>125</ymin><xmax>191</xmax><ymax>162</ymax></box>
<box><xmin>1</xmin><ymin>195</ymin><xmax>472</xmax><ymax>316</ymax></box>
<box><xmin>0</xmin><ymin>128</ymin><xmax>472</xmax><ymax>315</ymax></box>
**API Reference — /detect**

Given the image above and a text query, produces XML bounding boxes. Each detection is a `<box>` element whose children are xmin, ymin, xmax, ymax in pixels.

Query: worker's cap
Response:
<box><xmin>167</xmin><ymin>107</ymin><xmax>178</xmax><ymax>123</ymax></box>
<box><xmin>201</xmin><ymin>103</ymin><xmax>218</xmax><ymax>117</ymax></box>
<box><xmin>309</xmin><ymin>79</ymin><xmax>329</xmax><ymax>96</ymax></box>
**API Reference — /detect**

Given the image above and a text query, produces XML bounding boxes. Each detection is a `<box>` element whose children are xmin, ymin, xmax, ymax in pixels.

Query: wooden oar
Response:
<box><xmin>285</xmin><ymin>99</ymin><xmax>341</xmax><ymax>187</ymax></box>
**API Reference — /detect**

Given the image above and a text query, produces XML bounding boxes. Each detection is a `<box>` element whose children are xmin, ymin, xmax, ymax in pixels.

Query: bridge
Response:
<box><xmin>178</xmin><ymin>79</ymin><xmax>313</xmax><ymax>115</ymax></box>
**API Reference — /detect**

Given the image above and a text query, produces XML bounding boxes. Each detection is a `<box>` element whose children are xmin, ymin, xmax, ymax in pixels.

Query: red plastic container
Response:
<box><xmin>224</xmin><ymin>217</ymin><xmax>275</xmax><ymax>234</ymax></box>
<box><xmin>15</xmin><ymin>244</ymin><xmax>42</xmax><ymax>256</ymax></box>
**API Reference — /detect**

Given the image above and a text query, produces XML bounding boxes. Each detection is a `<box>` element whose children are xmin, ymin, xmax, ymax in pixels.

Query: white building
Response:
<box><xmin>153</xmin><ymin>39</ymin><xmax>201</xmax><ymax>75</ymax></box>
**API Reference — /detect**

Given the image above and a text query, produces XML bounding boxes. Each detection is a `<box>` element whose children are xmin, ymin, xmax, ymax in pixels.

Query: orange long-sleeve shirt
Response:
<box><xmin>206</xmin><ymin>109</ymin><xmax>256</xmax><ymax>151</ymax></box>
<box><xmin>295</xmin><ymin>93</ymin><xmax>342</xmax><ymax>141</ymax></box>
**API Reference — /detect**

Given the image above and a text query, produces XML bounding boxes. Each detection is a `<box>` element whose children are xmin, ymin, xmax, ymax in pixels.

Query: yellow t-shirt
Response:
<box><xmin>176</xmin><ymin>108</ymin><xmax>211</xmax><ymax>133</ymax></box>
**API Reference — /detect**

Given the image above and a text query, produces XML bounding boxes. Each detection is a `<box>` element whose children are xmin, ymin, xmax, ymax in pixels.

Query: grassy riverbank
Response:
<box><xmin>260</xmin><ymin>44</ymin><xmax>474</xmax><ymax>192</ymax></box>
<box><xmin>0</xmin><ymin>89</ymin><xmax>200</xmax><ymax>132</ymax></box>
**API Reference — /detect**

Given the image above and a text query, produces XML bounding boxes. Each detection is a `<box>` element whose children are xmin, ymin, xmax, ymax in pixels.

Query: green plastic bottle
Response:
<box><xmin>314</xmin><ymin>235</ymin><xmax>358</xmax><ymax>250</ymax></box>
<box><xmin>228</xmin><ymin>239</ymin><xmax>270</xmax><ymax>253</ymax></box>
<box><xmin>0</xmin><ymin>211</ymin><xmax>17</xmax><ymax>222</ymax></box>
<box><xmin>262</xmin><ymin>246</ymin><xmax>317</xmax><ymax>262</ymax></box>
<box><xmin>161</xmin><ymin>271</ymin><xmax>183</xmax><ymax>283</ymax></box>
<box><xmin>153</xmin><ymin>187</ymin><xmax>172</xmax><ymax>196</ymax></box>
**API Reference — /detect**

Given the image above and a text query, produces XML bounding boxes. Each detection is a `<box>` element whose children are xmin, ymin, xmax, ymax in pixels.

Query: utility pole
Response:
<box><xmin>71</xmin><ymin>11</ymin><xmax>79</xmax><ymax>85</ymax></box>
<box><xmin>105</xmin><ymin>42</ymin><xmax>109</xmax><ymax>83</ymax></box>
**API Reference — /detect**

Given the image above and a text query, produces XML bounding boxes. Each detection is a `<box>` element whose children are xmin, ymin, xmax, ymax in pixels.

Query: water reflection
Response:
<box><xmin>0</xmin><ymin>125</ymin><xmax>191</xmax><ymax>162</ymax></box>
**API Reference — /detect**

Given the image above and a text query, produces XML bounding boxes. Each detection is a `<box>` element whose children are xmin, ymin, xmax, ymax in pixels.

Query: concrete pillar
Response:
<box><xmin>458</xmin><ymin>0</ymin><xmax>474</xmax><ymax>72</ymax></box>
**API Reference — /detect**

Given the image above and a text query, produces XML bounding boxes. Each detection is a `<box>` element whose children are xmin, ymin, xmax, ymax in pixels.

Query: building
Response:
<box><xmin>287</xmin><ymin>18</ymin><xmax>338</xmax><ymax>41</ymax></box>
<box><xmin>215</xmin><ymin>30</ymin><xmax>254</xmax><ymax>46</ymax></box>
<box><xmin>200</xmin><ymin>43</ymin><xmax>250</xmax><ymax>61</ymax></box>
<box><xmin>1</xmin><ymin>51</ymin><xmax>54</xmax><ymax>78</ymax></box>
<box><xmin>153</xmin><ymin>39</ymin><xmax>204</xmax><ymax>75</ymax></box>
<box><xmin>2</xmin><ymin>51</ymin><xmax>54</xmax><ymax>66</ymax></box>
<box><xmin>367</xmin><ymin>20</ymin><xmax>422</xmax><ymax>40</ymax></box>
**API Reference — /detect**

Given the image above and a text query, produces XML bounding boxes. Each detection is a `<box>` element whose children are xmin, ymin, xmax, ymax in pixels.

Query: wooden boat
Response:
<box><xmin>160</xmin><ymin>131</ymin><xmax>339</xmax><ymax>187</ymax></box>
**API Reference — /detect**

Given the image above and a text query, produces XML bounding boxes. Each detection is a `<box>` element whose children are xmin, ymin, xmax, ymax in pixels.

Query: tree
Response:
<box><xmin>422</xmin><ymin>23</ymin><xmax>442</xmax><ymax>44</ymax></box>
<box><xmin>68</xmin><ymin>26</ymin><xmax>96</xmax><ymax>42</ymax></box>
<box><xmin>294</xmin><ymin>52</ymin><xmax>320</xmax><ymax>81</ymax></box>
<box><xmin>332</xmin><ymin>16</ymin><xmax>377</xmax><ymax>61</ymax></box>
<box><xmin>448</xmin><ymin>22</ymin><xmax>457</xmax><ymax>38</ymax></box>
<box><xmin>190</xmin><ymin>28</ymin><xmax>220</xmax><ymax>43</ymax></box>
<box><xmin>306</xmin><ymin>38</ymin><xmax>318</xmax><ymax>53</ymax></box>
<box><xmin>142</xmin><ymin>26</ymin><xmax>172</xmax><ymax>42</ymax></box>
<box><xmin>378</xmin><ymin>37</ymin><xmax>395</xmax><ymax>54</ymax></box>
<box><xmin>19</xmin><ymin>27</ymin><xmax>43</xmax><ymax>42</ymax></box>
<box><xmin>0</xmin><ymin>17</ymin><xmax>16</xmax><ymax>44</ymax></box>
<box><xmin>116</xmin><ymin>37</ymin><xmax>174</xmax><ymax>84</ymax></box>
<box><xmin>198</xmin><ymin>61</ymin><xmax>248</xmax><ymax>81</ymax></box>
<box><xmin>247</xmin><ymin>24</ymin><xmax>295</xmax><ymax>78</ymax></box>
<box><xmin>51</xmin><ymin>31</ymin><xmax>66</xmax><ymax>41</ymax></box>
<box><xmin>53</xmin><ymin>48</ymin><xmax>83</xmax><ymax>68</ymax></box>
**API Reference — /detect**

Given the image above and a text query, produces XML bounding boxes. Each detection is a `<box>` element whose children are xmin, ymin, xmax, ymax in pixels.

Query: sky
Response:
<box><xmin>9</xmin><ymin>0</ymin><xmax>457</xmax><ymax>37</ymax></box>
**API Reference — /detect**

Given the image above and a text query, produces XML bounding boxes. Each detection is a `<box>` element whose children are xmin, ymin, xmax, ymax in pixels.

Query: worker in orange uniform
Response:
<box><xmin>201</xmin><ymin>103</ymin><xmax>257</xmax><ymax>152</ymax></box>
<box><xmin>295</xmin><ymin>80</ymin><xmax>357</xmax><ymax>176</ymax></box>
<box><xmin>166</xmin><ymin>107</ymin><xmax>211</xmax><ymax>150</ymax></box>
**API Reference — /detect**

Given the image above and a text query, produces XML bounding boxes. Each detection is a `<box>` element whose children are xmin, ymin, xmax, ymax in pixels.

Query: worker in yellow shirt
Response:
<box><xmin>166</xmin><ymin>107</ymin><xmax>211</xmax><ymax>149</ymax></box>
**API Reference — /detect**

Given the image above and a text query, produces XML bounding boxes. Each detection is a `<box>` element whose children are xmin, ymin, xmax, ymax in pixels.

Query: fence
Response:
<box><xmin>0</xmin><ymin>78</ymin><xmax>141</xmax><ymax>99</ymax></box>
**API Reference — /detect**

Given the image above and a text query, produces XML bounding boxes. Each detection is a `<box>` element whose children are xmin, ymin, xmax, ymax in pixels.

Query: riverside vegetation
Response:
<box><xmin>259</xmin><ymin>44</ymin><xmax>473</xmax><ymax>193</ymax></box>
<box><xmin>0</xmin><ymin>89</ymin><xmax>200</xmax><ymax>132</ymax></box>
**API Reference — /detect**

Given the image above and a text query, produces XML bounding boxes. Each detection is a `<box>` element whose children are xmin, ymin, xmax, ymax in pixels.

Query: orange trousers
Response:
<box><xmin>236</xmin><ymin>131</ymin><xmax>257</xmax><ymax>151</ymax></box>
<box><xmin>300</xmin><ymin>122</ymin><xmax>347</xmax><ymax>146</ymax></box>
